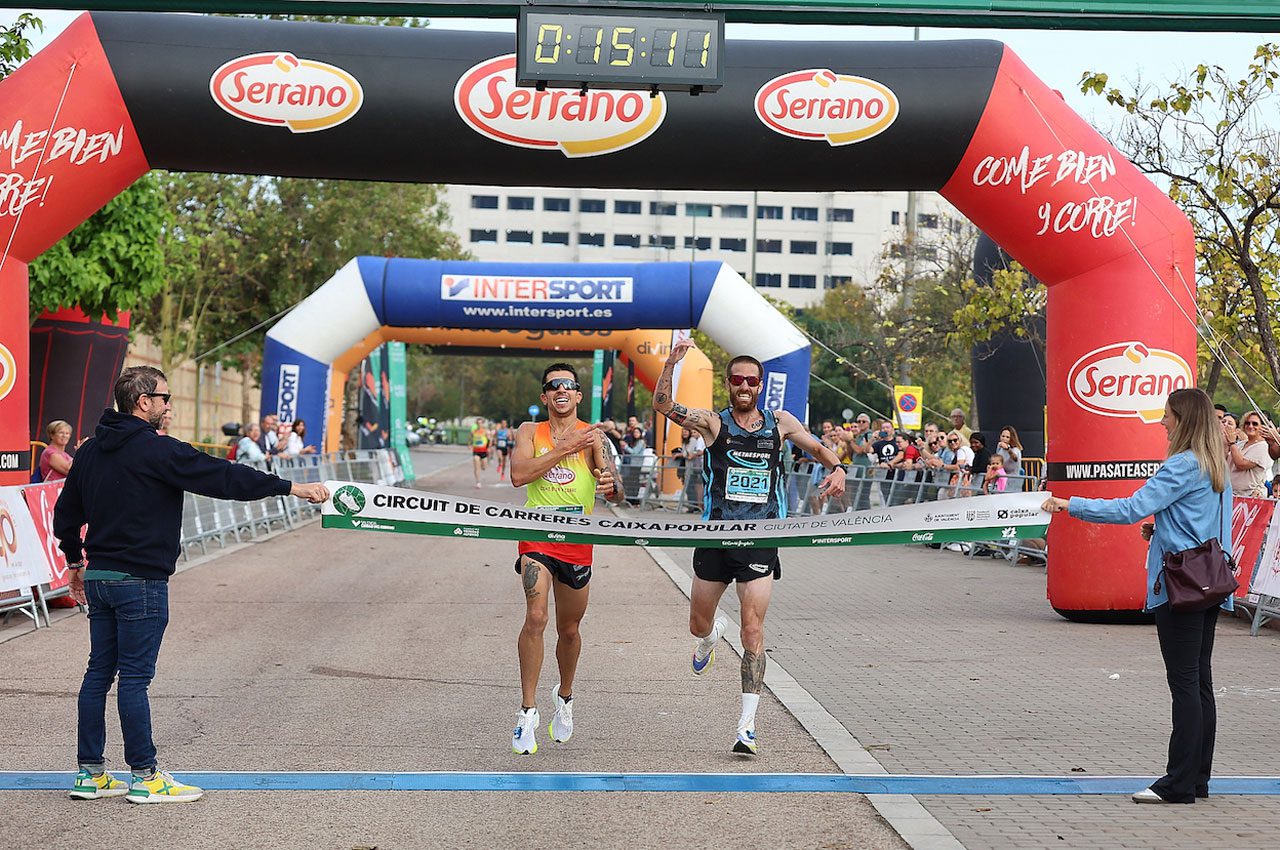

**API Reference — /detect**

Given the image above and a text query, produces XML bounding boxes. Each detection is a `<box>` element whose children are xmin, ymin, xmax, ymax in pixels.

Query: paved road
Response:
<box><xmin>658</xmin><ymin>538</ymin><xmax>1280</xmax><ymax>850</ymax></box>
<box><xmin>2</xmin><ymin>449</ymin><xmax>905</xmax><ymax>849</ymax></box>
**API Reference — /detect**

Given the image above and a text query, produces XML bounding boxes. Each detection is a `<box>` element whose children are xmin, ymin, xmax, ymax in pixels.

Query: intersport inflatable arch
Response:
<box><xmin>0</xmin><ymin>13</ymin><xmax>1197</xmax><ymax>619</ymax></box>
<box><xmin>263</xmin><ymin>257</ymin><xmax>806</xmax><ymax>454</ymax></box>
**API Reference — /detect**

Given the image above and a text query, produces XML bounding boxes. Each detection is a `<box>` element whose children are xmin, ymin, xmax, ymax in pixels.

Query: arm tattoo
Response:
<box><xmin>741</xmin><ymin>649</ymin><xmax>766</xmax><ymax>695</ymax></box>
<box><xmin>521</xmin><ymin>557</ymin><xmax>541</xmax><ymax>600</ymax></box>
<box><xmin>654</xmin><ymin>392</ymin><xmax>668</xmax><ymax>405</ymax></box>
<box><xmin>667</xmin><ymin>402</ymin><xmax>689</xmax><ymax>424</ymax></box>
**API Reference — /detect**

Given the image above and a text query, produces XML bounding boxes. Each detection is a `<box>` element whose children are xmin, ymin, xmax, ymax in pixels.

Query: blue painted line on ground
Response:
<box><xmin>4</xmin><ymin>772</ymin><xmax>1280</xmax><ymax>794</ymax></box>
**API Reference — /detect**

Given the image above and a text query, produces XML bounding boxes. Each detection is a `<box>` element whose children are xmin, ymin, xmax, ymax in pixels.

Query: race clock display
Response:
<box><xmin>516</xmin><ymin>7</ymin><xmax>725</xmax><ymax>93</ymax></box>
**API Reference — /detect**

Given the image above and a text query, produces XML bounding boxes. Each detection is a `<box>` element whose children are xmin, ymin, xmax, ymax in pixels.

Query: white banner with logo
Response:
<box><xmin>0</xmin><ymin>485</ymin><xmax>54</xmax><ymax>592</ymax></box>
<box><xmin>1251</xmin><ymin>509</ymin><xmax>1280</xmax><ymax>600</ymax></box>
<box><xmin>321</xmin><ymin>481</ymin><xmax>1050</xmax><ymax>548</ymax></box>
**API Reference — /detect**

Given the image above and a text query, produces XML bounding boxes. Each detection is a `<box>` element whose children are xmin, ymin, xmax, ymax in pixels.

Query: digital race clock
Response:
<box><xmin>516</xmin><ymin>7</ymin><xmax>725</xmax><ymax>93</ymax></box>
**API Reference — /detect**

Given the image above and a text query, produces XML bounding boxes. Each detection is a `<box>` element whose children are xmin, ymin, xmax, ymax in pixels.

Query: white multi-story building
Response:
<box><xmin>442</xmin><ymin>185</ymin><xmax>963</xmax><ymax>309</ymax></box>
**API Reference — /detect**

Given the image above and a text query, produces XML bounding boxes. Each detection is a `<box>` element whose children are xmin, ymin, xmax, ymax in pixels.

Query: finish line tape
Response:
<box><xmin>4</xmin><ymin>771</ymin><xmax>1279</xmax><ymax>794</ymax></box>
<box><xmin>321</xmin><ymin>482</ymin><xmax>1050</xmax><ymax>549</ymax></box>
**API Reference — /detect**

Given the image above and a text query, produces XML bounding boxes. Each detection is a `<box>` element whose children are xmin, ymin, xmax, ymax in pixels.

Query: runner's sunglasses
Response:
<box><xmin>728</xmin><ymin>374</ymin><xmax>761</xmax><ymax>387</ymax></box>
<box><xmin>543</xmin><ymin>378</ymin><xmax>580</xmax><ymax>392</ymax></box>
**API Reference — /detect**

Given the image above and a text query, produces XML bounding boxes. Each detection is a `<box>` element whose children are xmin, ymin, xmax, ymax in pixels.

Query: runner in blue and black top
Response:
<box><xmin>702</xmin><ymin>408</ymin><xmax>788</xmax><ymax>523</ymax></box>
<box><xmin>654</xmin><ymin>338</ymin><xmax>846</xmax><ymax>757</ymax></box>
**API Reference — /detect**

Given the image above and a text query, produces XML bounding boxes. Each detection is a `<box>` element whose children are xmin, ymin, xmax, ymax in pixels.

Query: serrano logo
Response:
<box><xmin>210</xmin><ymin>52</ymin><xmax>363</xmax><ymax>133</ymax></box>
<box><xmin>0</xmin><ymin>342</ymin><xmax>15</xmax><ymax>402</ymax></box>
<box><xmin>544</xmin><ymin>466</ymin><xmax>576</xmax><ymax>486</ymax></box>
<box><xmin>755</xmin><ymin>69</ymin><xmax>898</xmax><ymax>146</ymax></box>
<box><xmin>454</xmin><ymin>55</ymin><xmax>666</xmax><ymax>158</ymax></box>
<box><xmin>1068</xmin><ymin>342</ymin><xmax>1192</xmax><ymax>424</ymax></box>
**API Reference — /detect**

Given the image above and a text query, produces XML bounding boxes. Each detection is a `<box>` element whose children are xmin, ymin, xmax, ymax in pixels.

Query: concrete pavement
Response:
<box><xmin>1</xmin><ymin>448</ymin><xmax>905</xmax><ymax>849</ymax></box>
<box><xmin>658</xmin><ymin>533</ymin><xmax>1280</xmax><ymax>850</ymax></box>
<box><xmin>8</xmin><ymin>445</ymin><xmax>1278</xmax><ymax>849</ymax></box>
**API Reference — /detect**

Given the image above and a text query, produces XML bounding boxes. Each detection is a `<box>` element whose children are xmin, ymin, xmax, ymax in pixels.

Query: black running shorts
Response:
<box><xmin>514</xmin><ymin>552</ymin><xmax>592</xmax><ymax>590</ymax></box>
<box><xmin>693</xmin><ymin>548</ymin><xmax>781</xmax><ymax>584</ymax></box>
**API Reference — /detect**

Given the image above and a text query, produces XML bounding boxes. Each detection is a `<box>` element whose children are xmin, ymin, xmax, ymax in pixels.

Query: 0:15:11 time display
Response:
<box><xmin>533</xmin><ymin>24</ymin><xmax>712</xmax><ymax>69</ymax></box>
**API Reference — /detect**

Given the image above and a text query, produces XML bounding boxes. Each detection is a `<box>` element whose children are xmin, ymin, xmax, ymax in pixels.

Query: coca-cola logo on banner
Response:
<box><xmin>1068</xmin><ymin>342</ymin><xmax>1193</xmax><ymax>424</ymax></box>
<box><xmin>754</xmin><ymin>69</ymin><xmax>899</xmax><ymax>146</ymax></box>
<box><xmin>210</xmin><ymin>52</ymin><xmax>364</xmax><ymax>133</ymax></box>
<box><xmin>454</xmin><ymin>55</ymin><xmax>666</xmax><ymax>158</ymax></box>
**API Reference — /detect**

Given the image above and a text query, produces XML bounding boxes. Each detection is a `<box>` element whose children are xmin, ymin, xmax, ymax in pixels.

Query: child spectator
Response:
<box><xmin>984</xmin><ymin>453</ymin><xmax>1008</xmax><ymax>493</ymax></box>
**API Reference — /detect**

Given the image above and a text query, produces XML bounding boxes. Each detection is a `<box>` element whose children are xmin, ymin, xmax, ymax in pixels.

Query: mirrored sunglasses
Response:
<box><xmin>728</xmin><ymin>374</ymin><xmax>761</xmax><ymax>387</ymax></box>
<box><xmin>543</xmin><ymin>378</ymin><xmax>580</xmax><ymax>392</ymax></box>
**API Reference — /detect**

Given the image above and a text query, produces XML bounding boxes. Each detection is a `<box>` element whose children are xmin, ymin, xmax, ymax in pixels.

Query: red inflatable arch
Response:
<box><xmin>0</xmin><ymin>13</ymin><xmax>1195</xmax><ymax>619</ymax></box>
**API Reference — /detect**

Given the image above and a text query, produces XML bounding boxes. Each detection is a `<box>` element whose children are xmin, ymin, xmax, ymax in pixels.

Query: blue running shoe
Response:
<box><xmin>692</xmin><ymin>615</ymin><xmax>728</xmax><ymax>675</ymax></box>
<box><xmin>733</xmin><ymin>726</ymin><xmax>758</xmax><ymax>755</ymax></box>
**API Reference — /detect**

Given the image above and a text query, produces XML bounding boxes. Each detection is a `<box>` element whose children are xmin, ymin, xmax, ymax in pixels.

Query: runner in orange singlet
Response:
<box><xmin>508</xmin><ymin>363</ymin><xmax>623</xmax><ymax>755</ymax></box>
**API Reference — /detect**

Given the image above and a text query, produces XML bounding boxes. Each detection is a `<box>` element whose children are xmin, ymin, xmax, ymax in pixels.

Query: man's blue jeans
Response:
<box><xmin>77</xmin><ymin>579</ymin><xmax>169</xmax><ymax>772</ymax></box>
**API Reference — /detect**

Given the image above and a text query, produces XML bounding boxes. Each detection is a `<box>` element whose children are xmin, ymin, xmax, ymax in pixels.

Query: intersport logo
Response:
<box><xmin>454</xmin><ymin>55</ymin><xmax>666</xmax><ymax>158</ymax></box>
<box><xmin>1068</xmin><ymin>342</ymin><xmax>1193</xmax><ymax>424</ymax></box>
<box><xmin>443</xmin><ymin>275</ymin><xmax>633</xmax><ymax>303</ymax></box>
<box><xmin>210</xmin><ymin>52</ymin><xmax>363</xmax><ymax>133</ymax></box>
<box><xmin>755</xmin><ymin>69</ymin><xmax>898</xmax><ymax>146</ymax></box>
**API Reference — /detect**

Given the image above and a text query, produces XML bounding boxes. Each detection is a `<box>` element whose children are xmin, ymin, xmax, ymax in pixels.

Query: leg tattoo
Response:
<box><xmin>521</xmin><ymin>558</ymin><xmax>542</xmax><ymax>600</ymax></box>
<box><xmin>741</xmin><ymin>649</ymin><xmax>766</xmax><ymax>695</ymax></box>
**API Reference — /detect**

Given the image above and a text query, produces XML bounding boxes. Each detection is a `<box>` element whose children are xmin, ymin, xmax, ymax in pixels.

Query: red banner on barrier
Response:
<box><xmin>1231</xmin><ymin>497</ymin><xmax>1275</xmax><ymax>601</ymax></box>
<box><xmin>20</xmin><ymin>480</ymin><xmax>70</xmax><ymax>591</ymax></box>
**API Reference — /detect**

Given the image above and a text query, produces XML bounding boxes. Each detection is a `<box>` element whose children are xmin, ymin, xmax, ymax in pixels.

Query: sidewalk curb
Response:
<box><xmin>640</xmin><ymin>542</ymin><xmax>965</xmax><ymax>850</ymax></box>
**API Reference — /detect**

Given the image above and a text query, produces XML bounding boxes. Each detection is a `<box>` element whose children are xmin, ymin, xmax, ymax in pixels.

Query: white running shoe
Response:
<box><xmin>512</xmin><ymin>707</ymin><xmax>539</xmax><ymax>755</ymax></box>
<box><xmin>549</xmin><ymin>685</ymin><xmax>574</xmax><ymax>743</ymax></box>
<box><xmin>692</xmin><ymin>615</ymin><xmax>728</xmax><ymax>675</ymax></box>
<box><xmin>733</xmin><ymin>725</ymin><xmax>758</xmax><ymax>755</ymax></box>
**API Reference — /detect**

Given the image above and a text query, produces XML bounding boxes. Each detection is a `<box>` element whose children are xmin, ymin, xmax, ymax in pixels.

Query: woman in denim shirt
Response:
<box><xmin>1043</xmin><ymin>388</ymin><xmax>1232</xmax><ymax>805</ymax></box>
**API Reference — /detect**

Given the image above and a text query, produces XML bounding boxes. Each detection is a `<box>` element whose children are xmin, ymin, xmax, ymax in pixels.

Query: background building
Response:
<box><xmin>443</xmin><ymin>186</ymin><xmax>964</xmax><ymax>310</ymax></box>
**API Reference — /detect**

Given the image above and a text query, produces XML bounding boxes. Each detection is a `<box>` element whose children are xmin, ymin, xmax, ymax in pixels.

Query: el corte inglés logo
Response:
<box><xmin>454</xmin><ymin>55</ymin><xmax>666</xmax><ymax>158</ymax></box>
<box><xmin>1068</xmin><ymin>342</ymin><xmax>1193</xmax><ymax>424</ymax></box>
<box><xmin>755</xmin><ymin>69</ymin><xmax>899</xmax><ymax>146</ymax></box>
<box><xmin>210</xmin><ymin>52</ymin><xmax>364</xmax><ymax>133</ymax></box>
<box><xmin>333</xmin><ymin>485</ymin><xmax>366</xmax><ymax>517</ymax></box>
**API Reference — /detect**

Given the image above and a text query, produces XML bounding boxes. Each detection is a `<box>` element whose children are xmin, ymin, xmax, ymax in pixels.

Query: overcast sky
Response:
<box><xmin>2</xmin><ymin>9</ymin><xmax>1267</xmax><ymax>128</ymax></box>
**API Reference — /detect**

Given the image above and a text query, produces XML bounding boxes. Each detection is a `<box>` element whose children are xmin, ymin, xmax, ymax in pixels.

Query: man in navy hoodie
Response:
<box><xmin>54</xmin><ymin>366</ymin><xmax>329</xmax><ymax>804</ymax></box>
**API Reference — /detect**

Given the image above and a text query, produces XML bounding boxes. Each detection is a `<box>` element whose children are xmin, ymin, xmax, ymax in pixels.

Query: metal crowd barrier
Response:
<box><xmin>627</xmin><ymin>454</ymin><xmax>1049</xmax><ymax>565</ymax></box>
<box><xmin>178</xmin><ymin>449</ymin><xmax>403</xmax><ymax>561</ymax></box>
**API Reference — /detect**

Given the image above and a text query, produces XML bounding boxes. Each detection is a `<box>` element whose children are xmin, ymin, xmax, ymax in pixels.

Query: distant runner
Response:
<box><xmin>494</xmin><ymin>419</ymin><xmax>512</xmax><ymax>481</ymax></box>
<box><xmin>471</xmin><ymin>418</ymin><xmax>491</xmax><ymax>489</ymax></box>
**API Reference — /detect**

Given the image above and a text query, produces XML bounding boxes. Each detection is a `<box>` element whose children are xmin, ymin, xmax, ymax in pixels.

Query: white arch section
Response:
<box><xmin>262</xmin><ymin>258</ymin><xmax>811</xmax><ymax>451</ymax></box>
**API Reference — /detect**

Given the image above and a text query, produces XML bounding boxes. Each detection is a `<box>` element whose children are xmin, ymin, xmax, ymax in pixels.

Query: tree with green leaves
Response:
<box><xmin>27</xmin><ymin>173</ymin><xmax>169</xmax><ymax>324</ymax></box>
<box><xmin>1</xmin><ymin>13</ymin><xmax>40</xmax><ymax>77</ymax></box>
<box><xmin>133</xmin><ymin>172</ymin><xmax>467</xmax><ymax>429</ymax></box>
<box><xmin>798</xmin><ymin>219</ymin><xmax>976</xmax><ymax>426</ymax></box>
<box><xmin>1081</xmin><ymin>46</ymin><xmax>1280</xmax><ymax>402</ymax></box>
